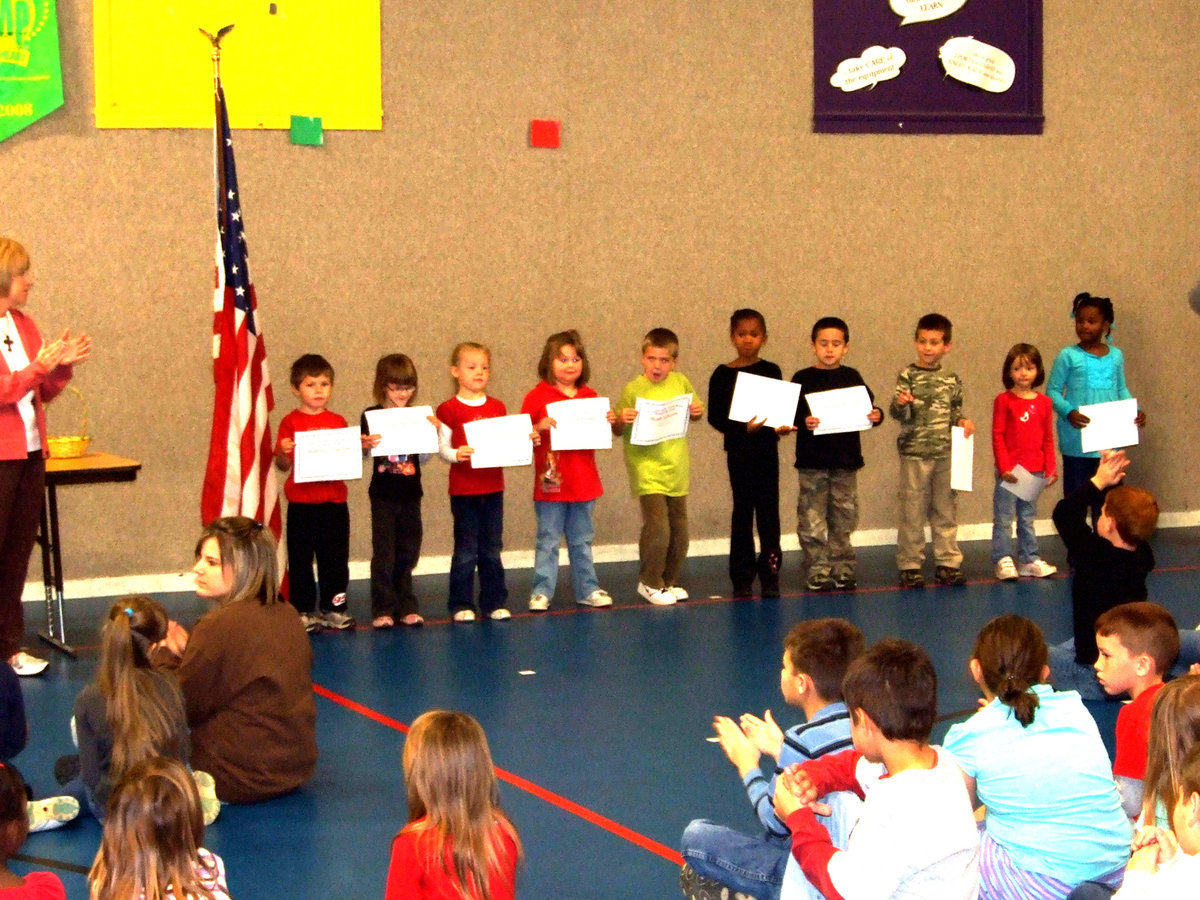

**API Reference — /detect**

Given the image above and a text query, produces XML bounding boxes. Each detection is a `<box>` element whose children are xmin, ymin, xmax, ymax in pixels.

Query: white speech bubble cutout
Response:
<box><xmin>939</xmin><ymin>37</ymin><xmax>1015</xmax><ymax>93</ymax></box>
<box><xmin>830</xmin><ymin>46</ymin><xmax>907</xmax><ymax>93</ymax></box>
<box><xmin>890</xmin><ymin>0</ymin><xmax>969</xmax><ymax>26</ymax></box>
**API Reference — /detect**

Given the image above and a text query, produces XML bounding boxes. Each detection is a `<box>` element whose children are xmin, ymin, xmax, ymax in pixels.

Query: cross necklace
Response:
<box><xmin>0</xmin><ymin>316</ymin><xmax>12</xmax><ymax>352</ymax></box>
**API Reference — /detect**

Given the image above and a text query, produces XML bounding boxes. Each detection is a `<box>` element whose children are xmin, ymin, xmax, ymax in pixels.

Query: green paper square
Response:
<box><xmin>290</xmin><ymin>115</ymin><xmax>323</xmax><ymax>146</ymax></box>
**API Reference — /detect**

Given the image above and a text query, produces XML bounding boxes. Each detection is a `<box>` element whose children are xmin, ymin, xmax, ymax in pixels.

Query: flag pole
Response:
<box><xmin>198</xmin><ymin>24</ymin><xmax>234</xmax><ymax>87</ymax></box>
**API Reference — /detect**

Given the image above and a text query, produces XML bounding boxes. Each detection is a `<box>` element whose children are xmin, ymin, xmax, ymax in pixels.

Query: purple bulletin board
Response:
<box><xmin>813</xmin><ymin>1</ymin><xmax>1043</xmax><ymax>135</ymax></box>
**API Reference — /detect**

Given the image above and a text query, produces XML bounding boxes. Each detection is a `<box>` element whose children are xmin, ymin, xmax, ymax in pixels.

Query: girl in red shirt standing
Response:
<box><xmin>991</xmin><ymin>343</ymin><xmax>1058</xmax><ymax>581</ymax></box>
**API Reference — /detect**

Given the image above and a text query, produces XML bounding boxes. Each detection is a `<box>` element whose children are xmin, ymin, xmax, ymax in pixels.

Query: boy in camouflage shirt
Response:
<box><xmin>889</xmin><ymin>313</ymin><xmax>975</xmax><ymax>589</ymax></box>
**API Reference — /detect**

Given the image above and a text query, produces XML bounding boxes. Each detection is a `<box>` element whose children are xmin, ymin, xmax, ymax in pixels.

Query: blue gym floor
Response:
<box><xmin>11</xmin><ymin>528</ymin><xmax>1200</xmax><ymax>900</ymax></box>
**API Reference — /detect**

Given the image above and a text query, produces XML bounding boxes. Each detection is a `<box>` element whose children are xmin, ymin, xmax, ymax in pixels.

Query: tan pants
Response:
<box><xmin>896</xmin><ymin>456</ymin><xmax>962</xmax><ymax>570</ymax></box>
<box><xmin>638</xmin><ymin>494</ymin><xmax>689</xmax><ymax>588</ymax></box>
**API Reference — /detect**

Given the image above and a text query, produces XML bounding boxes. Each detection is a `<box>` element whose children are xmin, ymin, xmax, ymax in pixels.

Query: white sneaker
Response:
<box><xmin>578</xmin><ymin>589</ymin><xmax>612</xmax><ymax>608</ymax></box>
<box><xmin>665</xmin><ymin>585</ymin><xmax>689</xmax><ymax>601</ymax></box>
<box><xmin>9</xmin><ymin>651</ymin><xmax>48</xmax><ymax>677</ymax></box>
<box><xmin>993</xmin><ymin>556</ymin><xmax>1019</xmax><ymax>581</ymax></box>
<box><xmin>27</xmin><ymin>796</ymin><xmax>78</xmax><ymax>832</ymax></box>
<box><xmin>528</xmin><ymin>593</ymin><xmax>550</xmax><ymax>612</ymax></box>
<box><xmin>489</xmin><ymin>608</ymin><xmax>512</xmax><ymax>621</ymax></box>
<box><xmin>637</xmin><ymin>582</ymin><xmax>676</xmax><ymax>606</ymax></box>
<box><xmin>452</xmin><ymin>609</ymin><xmax>477</xmax><ymax>623</ymax></box>
<box><xmin>1018</xmin><ymin>559</ymin><xmax>1057</xmax><ymax>578</ymax></box>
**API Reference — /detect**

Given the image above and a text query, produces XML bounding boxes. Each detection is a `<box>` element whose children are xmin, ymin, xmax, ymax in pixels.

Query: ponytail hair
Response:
<box><xmin>98</xmin><ymin>597</ymin><xmax>187</xmax><ymax>781</ymax></box>
<box><xmin>972</xmin><ymin>615</ymin><xmax>1048</xmax><ymax>728</ymax></box>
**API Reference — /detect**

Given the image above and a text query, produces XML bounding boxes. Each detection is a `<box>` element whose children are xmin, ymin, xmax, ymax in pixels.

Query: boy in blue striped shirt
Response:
<box><xmin>680</xmin><ymin>618</ymin><xmax>865</xmax><ymax>900</ymax></box>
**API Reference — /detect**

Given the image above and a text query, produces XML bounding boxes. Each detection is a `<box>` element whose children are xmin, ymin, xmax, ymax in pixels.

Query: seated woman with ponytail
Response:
<box><xmin>943</xmin><ymin>614</ymin><xmax>1131</xmax><ymax>899</ymax></box>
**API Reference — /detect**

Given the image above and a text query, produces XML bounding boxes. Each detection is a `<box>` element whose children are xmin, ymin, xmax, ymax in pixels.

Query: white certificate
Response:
<box><xmin>464</xmin><ymin>414</ymin><xmax>534</xmax><ymax>469</ymax></box>
<box><xmin>547</xmin><ymin>397</ymin><xmax>612</xmax><ymax>452</ymax></box>
<box><xmin>950</xmin><ymin>426</ymin><xmax>973</xmax><ymax>492</ymax></box>
<box><xmin>728</xmin><ymin>372</ymin><xmax>801</xmax><ymax>430</ymax></box>
<box><xmin>294</xmin><ymin>427</ymin><xmax>364</xmax><ymax>483</ymax></box>
<box><xmin>806</xmin><ymin>386</ymin><xmax>874</xmax><ymax>436</ymax></box>
<box><xmin>630</xmin><ymin>394</ymin><xmax>692</xmax><ymax>446</ymax></box>
<box><xmin>364</xmin><ymin>405</ymin><xmax>438</xmax><ymax>457</ymax></box>
<box><xmin>999</xmin><ymin>464</ymin><xmax>1046</xmax><ymax>503</ymax></box>
<box><xmin>1078</xmin><ymin>398</ymin><xmax>1140</xmax><ymax>453</ymax></box>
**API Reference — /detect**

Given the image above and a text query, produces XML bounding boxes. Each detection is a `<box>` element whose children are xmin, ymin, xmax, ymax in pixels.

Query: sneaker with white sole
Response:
<box><xmin>489</xmin><ymin>608</ymin><xmax>512</xmax><ymax>620</ymax></box>
<box><xmin>192</xmin><ymin>770</ymin><xmax>221</xmax><ymax>826</ymax></box>
<box><xmin>1018</xmin><ymin>559</ymin><xmax>1057</xmax><ymax>578</ymax></box>
<box><xmin>637</xmin><ymin>582</ymin><xmax>676</xmax><ymax>605</ymax></box>
<box><xmin>528</xmin><ymin>593</ymin><xmax>550</xmax><ymax>612</ymax></box>
<box><xmin>578</xmin><ymin>589</ymin><xmax>612</xmax><ymax>608</ymax></box>
<box><xmin>452</xmin><ymin>609</ymin><xmax>477</xmax><ymax>623</ymax></box>
<box><xmin>994</xmin><ymin>556</ymin><xmax>1019</xmax><ymax>581</ymax></box>
<box><xmin>319</xmin><ymin>610</ymin><xmax>356</xmax><ymax>630</ymax></box>
<box><xmin>299</xmin><ymin>613</ymin><xmax>320</xmax><ymax>633</ymax></box>
<box><xmin>27</xmin><ymin>795</ymin><xmax>79</xmax><ymax>833</ymax></box>
<box><xmin>9</xmin><ymin>651</ymin><xmax>48</xmax><ymax>677</ymax></box>
<box><xmin>665</xmin><ymin>585</ymin><xmax>689</xmax><ymax>601</ymax></box>
<box><xmin>679</xmin><ymin>863</ymin><xmax>753</xmax><ymax>900</ymax></box>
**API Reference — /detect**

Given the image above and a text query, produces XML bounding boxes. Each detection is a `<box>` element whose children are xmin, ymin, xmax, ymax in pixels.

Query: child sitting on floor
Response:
<box><xmin>1093</xmin><ymin>602</ymin><xmax>1179</xmax><ymax>819</ymax></box>
<box><xmin>680</xmin><ymin>618</ymin><xmax>864</xmax><ymax>900</ymax></box>
<box><xmin>773</xmin><ymin>639</ymin><xmax>979</xmax><ymax>899</ymax></box>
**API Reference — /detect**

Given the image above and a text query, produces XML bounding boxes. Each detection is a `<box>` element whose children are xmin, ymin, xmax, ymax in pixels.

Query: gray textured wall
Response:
<box><xmin>8</xmin><ymin>2</ymin><xmax>1199</xmax><ymax>585</ymax></box>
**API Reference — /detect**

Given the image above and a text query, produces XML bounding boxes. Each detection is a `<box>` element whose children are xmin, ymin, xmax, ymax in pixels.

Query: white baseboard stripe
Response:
<box><xmin>23</xmin><ymin>512</ymin><xmax>1200</xmax><ymax>603</ymax></box>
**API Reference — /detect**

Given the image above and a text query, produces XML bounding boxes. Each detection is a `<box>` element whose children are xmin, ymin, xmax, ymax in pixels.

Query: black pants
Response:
<box><xmin>726</xmin><ymin>448</ymin><xmax>781</xmax><ymax>591</ymax></box>
<box><xmin>286</xmin><ymin>501</ymin><xmax>350</xmax><ymax>614</ymax></box>
<box><xmin>369</xmin><ymin>497</ymin><xmax>422</xmax><ymax>618</ymax></box>
<box><xmin>0</xmin><ymin>452</ymin><xmax>43</xmax><ymax>659</ymax></box>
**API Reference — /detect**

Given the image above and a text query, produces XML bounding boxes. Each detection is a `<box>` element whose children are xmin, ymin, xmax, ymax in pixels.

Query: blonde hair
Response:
<box><xmin>89</xmin><ymin>757</ymin><xmax>220</xmax><ymax>900</ymax></box>
<box><xmin>98</xmin><ymin>597</ymin><xmax>187</xmax><ymax>781</ymax></box>
<box><xmin>1142</xmin><ymin>675</ymin><xmax>1200</xmax><ymax>825</ymax></box>
<box><xmin>450</xmin><ymin>342</ymin><xmax>490</xmax><ymax>368</ymax></box>
<box><xmin>194</xmin><ymin>517</ymin><xmax>278</xmax><ymax>606</ymax></box>
<box><xmin>402</xmin><ymin>710</ymin><xmax>522</xmax><ymax>900</ymax></box>
<box><xmin>0</xmin><ymin>238</ymin><xmax>30</xmax><ymax>298</ymax></box>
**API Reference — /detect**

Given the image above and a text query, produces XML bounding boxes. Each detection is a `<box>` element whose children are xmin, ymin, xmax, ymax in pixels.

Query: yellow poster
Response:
<box><xmin>93</xmin><ymin>0</ymin><xmax>381</xmax><ymax>129</ymax></box>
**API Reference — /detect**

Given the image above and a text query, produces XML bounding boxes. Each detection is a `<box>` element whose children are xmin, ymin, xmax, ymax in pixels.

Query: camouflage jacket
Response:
<box><xmin>888</xmin><ymin>363</ymin><xmax>963</xmax><ymax>458</ymax></box>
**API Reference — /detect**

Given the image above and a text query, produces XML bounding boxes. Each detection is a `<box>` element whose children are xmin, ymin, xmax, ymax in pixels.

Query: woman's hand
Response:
<box><xmin>158</xmin><ymin>620</ymin><xmax>189</xmax><ymax>658</ymax></box>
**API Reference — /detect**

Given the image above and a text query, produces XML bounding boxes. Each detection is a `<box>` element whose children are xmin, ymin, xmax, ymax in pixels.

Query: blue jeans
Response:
<box><xmin>991</xmin><ymin>472</ymin><xmax>1040</xmax><ymax>564</ymax></box>
<box><xmin>448</xmin><ymin>492</ymin><xmax>508</xmax><ymax>614</ymax></box>
<box><xmin>533</xmin><ymin>500</ymin><xmax>599</xmax><ymax>600</ymax></box>
<box><xmin>681</xmin><ymin>820</ymin><xmax>791</xmax><ymax>900</ymax></box>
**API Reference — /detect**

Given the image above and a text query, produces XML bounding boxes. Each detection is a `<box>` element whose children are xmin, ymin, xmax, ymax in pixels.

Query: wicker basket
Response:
<box><xmin>47</xmin><ymin>385</ymin><xmax>90</xmax><ymax>459</ymax></box>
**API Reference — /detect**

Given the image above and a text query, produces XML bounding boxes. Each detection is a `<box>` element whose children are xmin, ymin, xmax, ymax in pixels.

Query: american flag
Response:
<box><xmin>200</xmin><ymin>77</ymin><xmax>283</xmax><ymax>549</ymax></box>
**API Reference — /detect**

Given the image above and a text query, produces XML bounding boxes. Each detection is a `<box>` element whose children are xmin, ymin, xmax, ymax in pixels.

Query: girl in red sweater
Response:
<box><xmin>385</xmin><ymin>710</ymin><xmax>521</xmax><ymax>900</ymax></box>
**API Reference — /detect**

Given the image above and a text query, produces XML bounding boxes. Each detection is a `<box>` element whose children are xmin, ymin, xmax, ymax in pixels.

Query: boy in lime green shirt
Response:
<box><xmin>615</xmin><ymin>328</ymin><xmax>703</xmax><ymax>605</ymax></box>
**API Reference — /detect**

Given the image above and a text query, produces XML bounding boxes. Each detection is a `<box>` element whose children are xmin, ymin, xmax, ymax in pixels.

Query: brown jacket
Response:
<box><xmin>171</xmin><ymin>598</ymin><xmax>317</xmax><ymax>803</ymax></box>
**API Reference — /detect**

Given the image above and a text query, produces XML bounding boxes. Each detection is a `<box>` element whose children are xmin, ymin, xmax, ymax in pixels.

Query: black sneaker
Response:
<box><xmin>805</xmin><ymin>573</ymin><xmax>835</xmax><ymax>592</ymax></box>
<box><xmin>680</xmin><ymin>864</ymin><xmax>753</xmax><ymax>900</ymax></box>
<box><xmin>833</xmin><ymin>572</ymin><xmax>857</xmax><ymax>591</ymax></box>
<box><xmin>899</xmin><ymin>569</ymin><xmax>925</xmax><ymax>589</ymax></box>
<box><xmin>935</xmin><ymin>566</ymin><xmax>966</xmax><ymax>586</ymax></box>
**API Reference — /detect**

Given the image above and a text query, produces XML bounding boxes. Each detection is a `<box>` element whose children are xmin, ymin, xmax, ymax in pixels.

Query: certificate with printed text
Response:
<box><xmin>630</xmin><ymin>395</ymin><xmax>692</xmax><ymax>446</ymax></box>
<box><xmin>464</xmin><ymin>414</ymin><xmax>534</xmax><ymax>469</ymax></box>
<box><xmin>806</xmin><ymin>386</ymin><xmax>874</xmax><ymax>436</ymax></box>
<box><xmin>1078</xmin><ymin>398</ymin><xmax>1140</xmax><ymax>453</ymax></box>
<box><xmin>728</xmin><ymin>372</ymin><xmax>801</xmax><ymax>430</ymax></box>
<box><xmin>294</xmin><ymin>427</ymin><xmax>363</xmax><ymax>483</ymax></box>
<box><xmin>364</xmin><ymin>406</ymin><xmax>438</xmax><ymax>457</ymax></box>
<box><xmin>547</xmin><ymin>398</ymin><xmax>613</xmax><ymax>451</ymax></box>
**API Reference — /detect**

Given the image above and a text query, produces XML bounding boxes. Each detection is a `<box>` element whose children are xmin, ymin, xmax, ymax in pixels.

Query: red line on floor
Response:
<box><xmin>312</xmin><ymin>684</ymin><xmax>684</xmax><ymax>866</ymax></box>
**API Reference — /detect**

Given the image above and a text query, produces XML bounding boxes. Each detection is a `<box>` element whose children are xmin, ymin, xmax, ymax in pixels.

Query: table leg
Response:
<box><xmin>36</xmin><ymin>482</ymin><xmax>74</xmax><ymax>657</ymax></box>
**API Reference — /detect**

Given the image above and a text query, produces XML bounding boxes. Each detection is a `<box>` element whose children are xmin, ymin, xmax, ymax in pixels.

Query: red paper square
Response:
<box><xmin>530</xmin><ymin>119</ymin><xmax>561</xmax><ymax>149</ymax></box>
